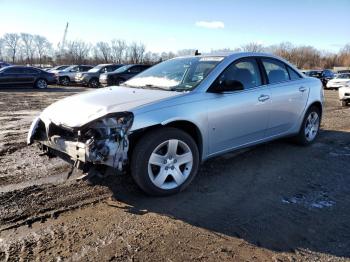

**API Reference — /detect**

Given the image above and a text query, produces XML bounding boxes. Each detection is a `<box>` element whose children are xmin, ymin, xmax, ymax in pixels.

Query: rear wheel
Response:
<box><xmin>35</xmin><ymin>79</ymin><xmax>48</xmax><ymax>89</ymax></box>
<box><xmin>131</xmin><ymin>127</ymin><xmax>200</xmax><ymax>196</ymax></box>
<box><xmin>293</xmin><ymin>106</ymin><xmax>321</xmax><ymax>145</ymax></box>
<box><xmin>341</xmin><ymin>100</ymin><xmax>348</xmax><ymax>107</ymax></box>
<box><xmin>88</xmin><ymin>78</ymin><xmax>99</xmax><ymax>88</ymax></box>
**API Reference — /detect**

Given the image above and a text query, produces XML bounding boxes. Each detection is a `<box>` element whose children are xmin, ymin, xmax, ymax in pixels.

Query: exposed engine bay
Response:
<box><xmin>27</xmin><ymin>112</ymin><xmax>134</xmax><ymax>174</ymax></box>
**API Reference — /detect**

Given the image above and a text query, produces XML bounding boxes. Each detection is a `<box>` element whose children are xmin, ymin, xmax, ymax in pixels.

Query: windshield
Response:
<box><xmin>123</xmin><ymin>56</ymin><xmax>223</xmax><ymax>91</ymax></box>
<box><xmin>113</xmin><ymin>65</ymin><xmax>132</xmax><ymax>73</ymax></box>
<box><xmin>53</xmin><ymin>65</ymin><xmax>69</xmax><ymax>70</ymax></box>
<box><xmin>88</xmin><ymin>65</ymin><xmax>104</xmax><ymax>73</ymax></box>
<box><xmin>62</xmin><ymin>65</ymin><xmax>77</xmax><ymax>72</ymax></box>
<box><xmin>336</xmin><ymin>73</ymin><xmax>350</xmax><ymax>79</ymax></box>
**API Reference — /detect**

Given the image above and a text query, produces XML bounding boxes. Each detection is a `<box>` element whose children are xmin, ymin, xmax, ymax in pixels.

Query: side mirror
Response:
<box><xmin>212</xmin><ymin>79</ymin><xmax>244</xmax><ymax>93</ymax></box>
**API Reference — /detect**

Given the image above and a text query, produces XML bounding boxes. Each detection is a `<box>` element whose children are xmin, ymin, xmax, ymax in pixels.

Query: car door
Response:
<box><xmin>22</xmin><ymin>68</ymin><xmax>38</xmax><ymax>84</ymax></box>
<box><xmin>207</xmin><ymin>58</ymin><xmax>272</xmax><ymax>155</ymax></box>
<box><xmin>4</xmin><ymin>67</ymin><xmax>26</xmax><ymax>85</ymax></box>
<box><xmin>260</xmin><ymin>58</ymin><xmax>309</xmax><ymax>137</ymax></box>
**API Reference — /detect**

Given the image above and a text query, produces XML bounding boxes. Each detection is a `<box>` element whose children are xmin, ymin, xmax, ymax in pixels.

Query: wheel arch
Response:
<box><xmin>308</xmin><ymin>101</ymin><xmax>323</xmax><ymax>117</ymax></box>
<box><xmin>128</xmin><ymin>120</ymin><xmax>204</xmax><ymax>161</ymax></box>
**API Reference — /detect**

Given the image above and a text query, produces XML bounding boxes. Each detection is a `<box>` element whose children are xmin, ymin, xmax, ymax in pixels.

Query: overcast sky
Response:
<box><xmin>1</xmin><ymin>0</ymin><xmax>349</xmax><ymax>53</ymax></box>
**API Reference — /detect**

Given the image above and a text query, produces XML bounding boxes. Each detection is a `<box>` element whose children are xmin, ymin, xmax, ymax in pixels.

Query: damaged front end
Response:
<box><xmin>27</xmin><ymin>112</ymin><xmax>134</xmax><ymax>173</ymax></box>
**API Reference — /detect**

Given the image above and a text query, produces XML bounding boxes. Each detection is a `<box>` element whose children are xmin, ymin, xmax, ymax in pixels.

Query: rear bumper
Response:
<box><xmin>47</xmin><ymin>78</ymin><xmax>57</xmax><ymax>85</ymax></box>
<box><xmin>339</xmin><ymin>87</ymin><xmax>350</xmax><ymax>100</ymax></box>
<box><xmin>99</xmin><ymin>78</ymin><xmax>110</xmax><ymax>87</ymax></box>
<box><xmin>75</xmin><ymin>78</ymin><xmax>89</xmax><ymax>86</ymax></box>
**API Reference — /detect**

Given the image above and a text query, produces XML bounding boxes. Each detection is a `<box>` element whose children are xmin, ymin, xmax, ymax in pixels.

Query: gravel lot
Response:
<box><xmin>0</xmin><ymin>86</ymin><xmax>349</xmax><ymax>261</ymax></box>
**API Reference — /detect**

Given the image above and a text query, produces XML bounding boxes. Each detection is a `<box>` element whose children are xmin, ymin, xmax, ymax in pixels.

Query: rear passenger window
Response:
<box><xmin>218</xmin><ymin>58</ymin><xmax>262</xmax><ymax>89</ymax></box>
<box><xmin>23</xmin><ymin>68</ymin><xmax>37</xmax><ymax>74</ymax></box>
<box><xmin>287</xmin><ymin>66</ymin><xmax>301</xmax><ymax>80</ymax></box>
<box><xmin>262</xmin><ymin>59</ymin><xmax>289</xmax><ymax>84</ymax></box>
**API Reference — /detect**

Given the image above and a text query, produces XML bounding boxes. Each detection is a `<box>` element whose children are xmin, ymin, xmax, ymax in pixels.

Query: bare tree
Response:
<box><xmin>241</xmin><ymin>42</ymin><xmax>265</xmax><ymax>53</ymax></box>
<box><xmin>128</xmin><ymin>42</ymin><xmax>146</xmax><ymax>63</ymax></box>
<box><xmin>21</xmin><ymin>33</ymin><xmax>35</xmax><ymax>65</ymax></box>
<box><xmin>339</xmin><ymin>44</ymin><xmax>350</xmax><ymax>66</ymax></box>
<box><xmin>66</xmin><ymin>40</ymin><xmax>91</xmax><ymax>64</ymax></box>
<box><xmin>34</xmin><ymin>35</ymin><xmax>51</xmax><ymax>66</ymax></box>
<box><xmin>111</xmin><ymin>39</ymin><xmax>127</xmax><ymax>63</ymax></box>
<box><xmin>0</xmin><ymin>38</ymin><xmax>4</xmax><ymax>61</ymax></box>
<box><xmin>96</xmin><ymin>42</ymin><xmax>111</xmax><ymax>63</ymax></box>
<box><xmin>3</xmin><ymin>33</ymin><xmax>20</xmax><ymax>63</ymax></box>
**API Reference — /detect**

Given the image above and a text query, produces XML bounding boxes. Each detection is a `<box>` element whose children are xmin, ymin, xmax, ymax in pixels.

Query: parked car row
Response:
<box><xmin>0</xmin><ymin>63</ymin><xmax>152</xmax><ymax>89</ymax></box>
<box><xmin>52</xmin><ymin>63</ymin><xmax>151</xmax><ymax>88</ymax></box>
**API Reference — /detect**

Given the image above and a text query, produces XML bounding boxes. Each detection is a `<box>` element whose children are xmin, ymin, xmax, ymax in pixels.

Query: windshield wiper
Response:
<box><xmin>141</xmin><ymin>84</ymin><xmax>170</xmax><ymax>91</ymax></box>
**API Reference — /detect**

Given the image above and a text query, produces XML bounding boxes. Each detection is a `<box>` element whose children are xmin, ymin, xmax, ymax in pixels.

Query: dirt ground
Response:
<box><xmin>0</xmin><ymin>86</ymin><xmax>349</xmax><ymax>262</ymax></box>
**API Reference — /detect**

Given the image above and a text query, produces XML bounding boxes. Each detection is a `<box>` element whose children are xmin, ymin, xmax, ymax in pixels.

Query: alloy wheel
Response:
<box><xmin>148</xmin><ymin>139</ymin><xmax>193</xmax><ymax>190</ymax></box>
<box><xmin>37</xmin><ymin>79</ymin><xmax>47</xmax><ymax>89</ymax></box>
<box><xmin>304</xmin><ymin>111</ymin><xmax>320</xmax><ymax>142</ymax></box>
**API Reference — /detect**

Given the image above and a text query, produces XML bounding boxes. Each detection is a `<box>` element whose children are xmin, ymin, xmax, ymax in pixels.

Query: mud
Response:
<box><xmin>0</xmin><ymin>86</ymin><xmax>349</xmax><ymax>261</ymax></box>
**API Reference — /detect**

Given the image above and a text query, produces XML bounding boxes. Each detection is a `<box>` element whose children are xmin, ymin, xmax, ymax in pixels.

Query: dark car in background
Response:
<box><xmin>99</xmin><ymin>64</ymin><xmax>151</xmax><ymax>87</ymax></box>
<box><xmin>304</xmin><ymin>69</ymin><xmax>334</xmax><ymax>87</ymax></box>
<box><xmin>55</xmin><ymin>65</ymin><xmax>93</xmax><ymax>85</ymax></box>
<box><xmin>0</xmin><ymin>66</ymin><xmax>56</xmax><ymax>89</ymax></box>
<box><xmin>0</xmin><ymin>62</ymin><xmax>11</xmax><ymax>68</ymax></box>
<box><xmin>75</xmin><ymin>64</ymin><xmax>122</xmax><ymax>88</ymax></box>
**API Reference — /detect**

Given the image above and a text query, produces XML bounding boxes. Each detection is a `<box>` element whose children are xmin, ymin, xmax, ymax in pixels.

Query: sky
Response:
<box><xmin>1</xmin><ymin>0</ymin><xmax>349</xmax><ymax>53</ymax></box>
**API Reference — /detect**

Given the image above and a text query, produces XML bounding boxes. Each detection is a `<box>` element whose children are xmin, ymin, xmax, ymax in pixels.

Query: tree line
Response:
<box><xmin>0</xmin><ymin>33</ymin><xmax>349</xmax><ymax>69</ymax></box>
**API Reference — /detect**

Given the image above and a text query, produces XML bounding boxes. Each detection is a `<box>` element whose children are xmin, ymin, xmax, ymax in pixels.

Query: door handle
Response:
<box><xmin>299</xmin><ymin>86</ymin><xmax>307</xmax><ymax>92</ymax></box>
<box><xmin>258</xmin><ymin>94</ymin><xmax>270</xmax><ymax>102</ymax></box>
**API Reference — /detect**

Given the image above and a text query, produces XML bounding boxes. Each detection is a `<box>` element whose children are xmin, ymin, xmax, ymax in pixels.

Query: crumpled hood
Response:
<box><xmin>39</xmin><ymin>86</ymin><xmax>180</xmax><ymax>128</ymax></box>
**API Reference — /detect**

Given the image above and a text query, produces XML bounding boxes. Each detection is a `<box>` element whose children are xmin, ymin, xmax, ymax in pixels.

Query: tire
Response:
<box><xmin>340</xmin><ymin>100</ymin><xmax>347</xmax><ymax>107</ymax></box>
<box><xmin>34</xmin><ymin>79</ymin><xmax>48</xmax><ymax>89</ymax></box>
<box><xmin>293</xmin><ymin>106</ymin><xmax>321</xmax><ymax>145</ymax></box>
<box><xmin>131</xmin><ymin>127</ymin><xmax>200</xmax><ymax>196</ymax></box>
<box><xmin>114</xmin><ymin>78</ymin><xmax>125</xmax><ymax>86</ymax></box>
<box><xmin>60</xmin><ymin>76</ymin><xmax>70</xmax><ymax>86</ymax></box>
<box><xmin>88</xmin><ymin>78</ymin><xmax>99</xmax><ymax>88</ymax></box>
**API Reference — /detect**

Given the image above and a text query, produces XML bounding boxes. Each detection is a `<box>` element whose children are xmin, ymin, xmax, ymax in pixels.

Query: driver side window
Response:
<box><xmin>219</xmin><ymin>58</ymin><xmax>262</xmax><ymax>90</ymax></box>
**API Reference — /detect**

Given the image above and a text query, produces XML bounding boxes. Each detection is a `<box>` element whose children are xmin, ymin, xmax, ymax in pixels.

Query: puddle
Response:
<box><xmin>282</xmin><ymin>191</ymin><xmax>336</xmax><ymax>209</ymax></box>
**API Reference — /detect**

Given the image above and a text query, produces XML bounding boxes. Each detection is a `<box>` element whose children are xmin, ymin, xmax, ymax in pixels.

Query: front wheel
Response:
<box><xmin>293</xmin><ymin>106</ymin><xmax>321</xmax><ymax>145</ymax></box>
<box><xmin>131</xmin><ymin>127</ymin><xmax>200</xmax><ymax>196</ymax></box>
<box><xmin>35</xmin><ymin>79</ymin><xmax>48</xmax><ymax>89</ymax></box>
<box><xmin>88</xmin><ymin>78</ymin><xmax>99</xmax><ymax>88</ymax></box>
<box><xmin>60</xmin><ymin>76</ymin><xmax>70</xmax><ymax>86</ymax></box>
<box><xmin>341</xmin><ymin>100</ymin><xmax>348</xmax><ymax>107</ymax></box>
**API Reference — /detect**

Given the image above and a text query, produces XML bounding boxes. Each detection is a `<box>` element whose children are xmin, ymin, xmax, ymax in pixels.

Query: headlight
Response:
<box><xmin>81</xmin><ymin>112</ymin><xmax>134</xmax><ymax>141</ymax></box>
<box><xmin>345</xmin><ymin>81</ymin><xmax>350</xmax><ymax>87</ymax></box>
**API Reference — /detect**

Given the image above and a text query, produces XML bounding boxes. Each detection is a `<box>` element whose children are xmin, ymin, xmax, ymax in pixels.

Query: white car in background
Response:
<box><xmin>326</xmin><ymin>73</ymin><xmax>350</xmax><ymax>90</ymax></box>
<box><xmin>339</xmin><ymin>85</ymin><xmax>350</xmax><ymax>107</ymax></box>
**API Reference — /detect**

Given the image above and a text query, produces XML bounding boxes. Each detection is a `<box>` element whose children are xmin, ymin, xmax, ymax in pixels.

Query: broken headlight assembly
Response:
<box><xmin>80</xmin><ymin>112</ymin><xmax>134</xmax><ymax>170</ymax></box>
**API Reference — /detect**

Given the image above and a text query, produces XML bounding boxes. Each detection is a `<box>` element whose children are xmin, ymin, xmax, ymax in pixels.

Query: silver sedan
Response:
<box><xmin>27</xmin><ymin>52</ymin><xmax>324</xmax><ymax>196</ymax></box>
